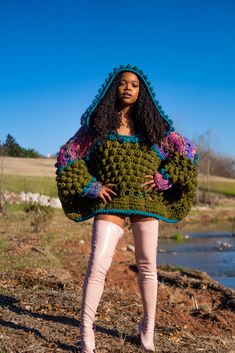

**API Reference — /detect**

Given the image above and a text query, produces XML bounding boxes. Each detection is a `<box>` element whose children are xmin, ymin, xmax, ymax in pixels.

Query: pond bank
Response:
<box><xmin>158</xmin><ymin>230</ymin><xmax>235</xmax><ymax>290</ymax></box>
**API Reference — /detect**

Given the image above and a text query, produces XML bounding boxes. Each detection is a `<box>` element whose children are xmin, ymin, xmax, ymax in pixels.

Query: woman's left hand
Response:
<box><xmin>141</xmin><ymin>175</ymin><xmax>156</xmax><ymax>191</ymax></box>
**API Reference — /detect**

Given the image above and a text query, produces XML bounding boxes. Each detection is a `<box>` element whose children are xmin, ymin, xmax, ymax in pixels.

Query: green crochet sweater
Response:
<box><xmin>56</xmin><ymin>130</ymin><xmax>198</xmax><ymax>223</ymax></box>
<box><xmin>55</xmin><ymin>65</ymin><xmax>198</xmax><ymax>223</ymax></box>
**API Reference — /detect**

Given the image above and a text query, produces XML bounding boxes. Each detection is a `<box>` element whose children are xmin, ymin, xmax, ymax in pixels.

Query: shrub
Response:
<box><xmin>171</xmin><ymin>232</ymin><xmax>185</xmax><ymax>241</ymax></box>
<box><xmin>24</xmin><ymin>202</ymin><xmax>54</xmax><ymax>233</ymax></box>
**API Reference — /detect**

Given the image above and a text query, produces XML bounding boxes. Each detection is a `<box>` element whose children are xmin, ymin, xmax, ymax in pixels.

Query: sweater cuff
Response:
<box><xmin>78</xmin><ymin>177</ymin><xmax>102</xmax><ymax>199</ymax></box>
<box><xmin>159</xmin><ymin>168</ymin><xmax>171</xmax><ymax>180</ymax></box>
<box><xmin>153</xmin><ymin>171</ymin><xmax>172</xmax><ymax>191</ymax></box>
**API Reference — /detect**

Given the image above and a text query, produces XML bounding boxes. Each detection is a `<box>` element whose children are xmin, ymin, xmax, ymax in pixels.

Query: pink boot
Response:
<box><xmin>139</xmin><ymin>319</ymin><xmax>155</xmax><ymax>352</ymax></box>
<box><xmin>80</xmin><ymin>323</ymin><xmax>96</xmax><ymax>353</ymax></box>
<box><xmin>80</xmin><ymin>219</ymin><xmax>124</xmax><ymax>352</ymax></box>
<box><xmin>131</xmin><ymin>219</ymin><xmax>159</xmax><ymax>352</ymax></box>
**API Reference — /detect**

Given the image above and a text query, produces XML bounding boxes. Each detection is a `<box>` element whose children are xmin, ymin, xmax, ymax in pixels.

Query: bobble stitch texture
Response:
<box><xmin>56</xmin><ymin>128</ymin><xmax>198</xmax><ymax>224</ymax></box>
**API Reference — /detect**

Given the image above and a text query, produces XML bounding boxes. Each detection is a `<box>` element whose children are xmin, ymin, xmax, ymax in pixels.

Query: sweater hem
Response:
<box><xmin>67</xmin><ymin>208</ymin><xmax>180</xmax><ymax>223</ymax></box>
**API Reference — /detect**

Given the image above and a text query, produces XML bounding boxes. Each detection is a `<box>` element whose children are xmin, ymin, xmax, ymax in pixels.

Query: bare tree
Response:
<box><xmin>194</xmin><ymin>131</ymin><xmax>235</xmax><ymax>179</ymax></box>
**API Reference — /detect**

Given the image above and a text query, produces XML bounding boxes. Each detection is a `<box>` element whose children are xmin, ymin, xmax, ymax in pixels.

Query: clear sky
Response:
<box><xmin>0</xmin><ymin>0</ymin><xmax>235</xmax><ymax>157</ymax></box>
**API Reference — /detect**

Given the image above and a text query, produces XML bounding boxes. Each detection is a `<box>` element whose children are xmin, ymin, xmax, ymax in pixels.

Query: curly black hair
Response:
<box><xmin>89</xmin><ymin>72</ymin><xmax>170</xmax><ymax>145</ymax></box>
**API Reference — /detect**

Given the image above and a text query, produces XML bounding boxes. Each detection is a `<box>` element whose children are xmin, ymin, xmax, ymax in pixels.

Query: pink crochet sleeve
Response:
<box><xmin>56</xmin><ymin>125</ymin><xmax>96</xmax><ymax>172</ymax></box>
<box><xmin>160</xmin><ymin>131</ymin><xmax>197</xmax><ymax>161</ymax></box>
<box><xmin>55</xmin><ymin>126</ymin><xmax>102</xmax><ymax>199</ymax></box>
<box><xmin>152</xmin><ymin>131</ymin><xmax>198</xmax><ymax>191</ymax></box>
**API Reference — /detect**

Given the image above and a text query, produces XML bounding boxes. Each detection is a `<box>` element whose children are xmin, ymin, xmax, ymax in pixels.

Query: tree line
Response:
<box><xmin>194</xmin><ymin>132</ymin><xmax>235</xmax><ymax>179</ymax></box>
<box><xmin>0</xmin><ymin>134</ymin><xmax>41</xmax><ymax>158</ymax></box>
<box><xmin>196</xmin><ymin>147</ymin><xmax>235</xmax><ymax>179</ymax></box>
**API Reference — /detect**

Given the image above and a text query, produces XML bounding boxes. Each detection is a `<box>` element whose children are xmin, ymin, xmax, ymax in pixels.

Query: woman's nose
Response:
<box><xmin>124</xmin><ymin>83</ymin><xmax>132</xmax><ymax>90</ymax></box>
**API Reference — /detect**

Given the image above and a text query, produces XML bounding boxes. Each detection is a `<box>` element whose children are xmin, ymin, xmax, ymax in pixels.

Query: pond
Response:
<box><xmin>158</xmin><ymin>231</ymin><xmax>235</xmax><ymax>290</ymax></box>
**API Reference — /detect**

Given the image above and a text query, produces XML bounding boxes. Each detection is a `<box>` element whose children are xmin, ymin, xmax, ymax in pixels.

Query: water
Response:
<box><xmin>158</xmin><ymin>231</ymin><xmax>235</xmax><ymax>290</ymax></box>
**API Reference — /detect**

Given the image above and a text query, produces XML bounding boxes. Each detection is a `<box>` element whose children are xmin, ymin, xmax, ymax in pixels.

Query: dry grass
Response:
<box><xmin>198</xmin><ymin>174</ymin><xmax>235</xmax><ymax>183</ymax></box>
<box><xmin>2</xmin><ymin>156</ymin><xmax>56</xmax><ymax>177</ymax></box>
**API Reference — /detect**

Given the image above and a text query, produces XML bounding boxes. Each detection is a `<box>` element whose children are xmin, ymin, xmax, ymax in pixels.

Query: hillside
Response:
<box><xmin>2</xmin><ymin>156</ymin><xmax>56</xmax><ymax>177</ymax></box>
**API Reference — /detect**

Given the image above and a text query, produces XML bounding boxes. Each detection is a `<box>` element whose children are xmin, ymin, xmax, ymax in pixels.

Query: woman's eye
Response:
<box><xmin>118</xmin><ymin>80</ymin><xmax>139</xmax><ymax>87</ymax></box>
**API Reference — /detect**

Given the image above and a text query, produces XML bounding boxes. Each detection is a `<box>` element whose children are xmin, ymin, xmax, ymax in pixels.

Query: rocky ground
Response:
<box><xmin>0</xmin><ymin>206</ymin><xmax>235</xmax><ymax>352</ymax></box>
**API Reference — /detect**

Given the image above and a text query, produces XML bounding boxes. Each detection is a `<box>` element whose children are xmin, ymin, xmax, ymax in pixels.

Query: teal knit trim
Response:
<box><xmin>160</xmin><ymin>168</ymin><xmax>171</xmax><ymax>180</ymax></box>
<box><xmin>81</xmin><ymin>64</ymin><xmax>175</xmax><ymax>136</ymax></box>
<box><xmin>151</xmin><ymin>145</ymin><xmax>166</xmax><ymax>161</ymax></box>
<box><xmin>78</xmin><ymin>176</ymin><xmax>98</xmax><ymax>196</ymax></box>
<box><xmin>193</xmin><ymin>153</ymin><xmax>199</xmax><ymax>165</ymax></box>
<box><xmin>56</xmin><ymin>159</ymin><xmax>79</xmax><ymax>175</ymax></box>
<box><xmin>68</xmin><ymin>208</ymin><xmax>179</xmax><ymax>223</ymax></box>
<box><xmin>84</xmin><ymin>132</ymin><xmax>167</xmax><ymax>163</ymax></box>
<box><xmin>108</xmin><ymin>131</ymin><xmax>145</xmax><ymax>143</ymax></box>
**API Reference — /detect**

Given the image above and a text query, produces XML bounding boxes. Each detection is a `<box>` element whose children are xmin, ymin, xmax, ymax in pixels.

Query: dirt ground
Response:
<box><xmin>0</xmin><ymin>209</ymin><xmax>235</xmax><ymax>353</ymax></box>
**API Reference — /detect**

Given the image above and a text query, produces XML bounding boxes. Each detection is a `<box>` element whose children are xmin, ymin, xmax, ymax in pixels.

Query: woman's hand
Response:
<box><xmin>141</xmin><ymin>175</ymin><xmax>156</xmax><ymax>191</ymax></box>
<box><xmin>142</xmin><ymin>172</ymin><xmax>172</xmax><ymax>192</ymax></box>
<box><xmin>98</xmin><ymin>183</ymin><xmax>117</xmax><ymax>203</ymax></box>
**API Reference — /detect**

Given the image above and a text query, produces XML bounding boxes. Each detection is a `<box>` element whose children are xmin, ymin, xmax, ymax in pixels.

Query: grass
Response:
<box><xmin>199</xmin><ymin>181</ymin><xmax>235</xmax><ymax>197</ymax></box>
<box><xmin>3</xmin><ymin>175</ymin><xmax>57</xmax><ymax>197</ymax></box>
<box><xmin>0</xmin><ymin>252</ymin><xmax>61</xmax><ymax>271</ymax></box>
<box><xmin>6</xmin><ymin>203</ymin><xmax>26</xmax><ymax>212</ymax></box>
<box><xmin>0</xmin><ymin>238</ymin><xmax>7</xmax><ymax>253</ymax></box>
<box><xmin>0</xmin><ymin>204</ymin><xmax>90</xmax><ymax>273</ymax></box>
<box><xmin>171</xmin><ymin>232</ymin><xmax>185</xmax><ymax>241</ymax></box>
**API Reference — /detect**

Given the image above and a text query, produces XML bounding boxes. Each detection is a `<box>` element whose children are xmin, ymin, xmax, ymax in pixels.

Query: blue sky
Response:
<box><xmin>0</xmin><ymin>0</ymin><xmax>235</xmax><ymax>157</ymax></box>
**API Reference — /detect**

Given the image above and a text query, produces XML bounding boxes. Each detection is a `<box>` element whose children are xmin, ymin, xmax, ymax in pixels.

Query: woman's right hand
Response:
<box><xmin>98</xmin><ymin>183</ymin><xmax>117</xmax><ymax>203</ymax></box>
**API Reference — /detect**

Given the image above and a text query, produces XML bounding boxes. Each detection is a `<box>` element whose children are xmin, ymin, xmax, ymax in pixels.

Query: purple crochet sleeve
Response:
<box><xmin>152</xmin><ymin>131</ymin><xmax>197</xmax><ymax>191</ymax></box>
<box><xmin>56</xmin><ymin>126</ymin><xmax>102</xmax><ymax>199</ymax></box>
<box><xmin>78</xmin><ymin>177</ymin><xmax>102</xmax><ymax>199</ymax></box>
<box><xmin>56</xmin><ymin>125</ymin><xmax>97</xmax><ymax>172</ymax></box>
<box><xmin>159</xmin><ymin>131</ymin><xmax>197</xmax><ymax>161</ymax></box>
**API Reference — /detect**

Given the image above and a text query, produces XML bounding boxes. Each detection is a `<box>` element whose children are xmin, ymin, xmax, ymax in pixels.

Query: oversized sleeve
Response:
<box><xmin>153</xmin><ymin>131</ymin><xmax>198</xmax><ymax>191</ymax></box>
<box><xmin>150</xmin><ymin>131</ymin><xmax>198</xmax><ymax>220</ymax></box>
<box><xmin>55</xmin><ymin>126</ymin><xmax>102</xmax><ymax>200</ymax></box>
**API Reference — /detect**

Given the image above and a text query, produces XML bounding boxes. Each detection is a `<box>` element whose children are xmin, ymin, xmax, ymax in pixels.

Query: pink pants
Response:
<box><xmin>80</xmin><ymin>218</ymin><xmax>159</xmax><ymax>345</ymax></box>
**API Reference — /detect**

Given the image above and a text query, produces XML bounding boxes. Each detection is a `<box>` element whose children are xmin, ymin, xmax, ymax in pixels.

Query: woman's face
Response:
<box><xmin>116</xmin><ymin>71</ymin><xmax>140</xmax><ymax>107</ymax></box>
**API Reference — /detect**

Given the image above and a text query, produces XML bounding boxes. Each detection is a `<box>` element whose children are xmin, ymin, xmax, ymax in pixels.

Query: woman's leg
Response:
<box><xmin>130</xmin><ymin>216</ymin><xmax>159</xmax><ymax>352</ymax></box>
<box><xmin>80</xmin><ymin>215</ymin><xmax>125</xmax><ymax>352</ymax></box>
<box><xmin>94</xmin><ymin>214</ymin><xmax>126</xmax><ymax>228</ymax></box>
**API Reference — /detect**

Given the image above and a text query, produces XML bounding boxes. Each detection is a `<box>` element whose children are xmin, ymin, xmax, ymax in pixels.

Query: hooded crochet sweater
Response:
<box><xmin>55</xmin><ymin>65</ymin><xmax>198</xmax><ymax>223</ymax></box>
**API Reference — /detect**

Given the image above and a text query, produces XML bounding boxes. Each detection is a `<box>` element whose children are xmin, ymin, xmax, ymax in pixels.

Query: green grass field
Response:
<box><xmin>199</xmin><ymin>181</ymin><xmax>235</xmax><ymax>197</ymax></box>
<box><xmin>3</xmin><ymin>175</ymin><xmax>57</xmax><ymax>197</ymax></box>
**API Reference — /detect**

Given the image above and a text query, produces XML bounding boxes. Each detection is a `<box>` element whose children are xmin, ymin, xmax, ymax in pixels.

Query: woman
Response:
<box><xmin>55</xmin><ymin>64</ymin><xmax>198</xmax><ymax>352</ymax></box>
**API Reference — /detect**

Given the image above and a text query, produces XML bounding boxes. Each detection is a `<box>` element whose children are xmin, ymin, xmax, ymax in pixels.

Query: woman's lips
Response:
<box><xmin>122</xmin><ymin>93</ymin><xmax>132</xmax><ymax>98</ymax></box>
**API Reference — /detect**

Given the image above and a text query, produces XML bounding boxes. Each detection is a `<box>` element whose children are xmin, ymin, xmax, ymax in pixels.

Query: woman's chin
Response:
<box><xmin>119</xmin><ymin>100</ymin><xmax>136</xmax><ymax>108</ymax></box>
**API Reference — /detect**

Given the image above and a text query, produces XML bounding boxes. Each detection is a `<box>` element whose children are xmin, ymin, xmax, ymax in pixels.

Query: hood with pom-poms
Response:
<box><xmin>80</xmin><ymin>64</ymin><xmax>175</xmax><ymax>137</ymax></box>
